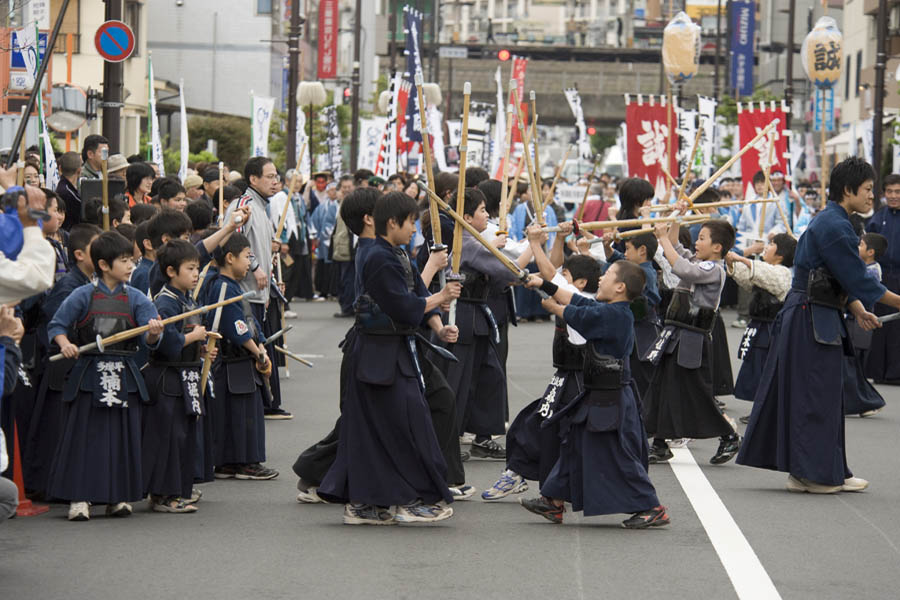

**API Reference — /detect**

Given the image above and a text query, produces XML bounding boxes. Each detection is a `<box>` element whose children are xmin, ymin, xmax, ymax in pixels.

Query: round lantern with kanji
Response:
<box><xmin>662</xmin><ymin>12</ymin><xmax>702</xmax><ymax>85</ymax></box>
<box><xmin>802</xmin><ymin>16</ymin><xmax>843</xmax><ymax>89</ymax></box>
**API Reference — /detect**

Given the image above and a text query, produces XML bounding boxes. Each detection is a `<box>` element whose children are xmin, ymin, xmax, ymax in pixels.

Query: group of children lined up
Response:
<box><xmin>5</xmin><ymin>162</ymin><xmax>289</xmax><ymax>522</ymax></box>
<box><xmin>293</xmin><ymin>157</ymin><xmax>896</xmax><ymax>527</ymax></box>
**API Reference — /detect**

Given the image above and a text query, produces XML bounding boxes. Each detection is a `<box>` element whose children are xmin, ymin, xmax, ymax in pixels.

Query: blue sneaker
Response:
<box><xmin>481</xmin><ymin>470</ymin><xmax>528</xmax><ymax>501</ymax></box>
<box><xmin>394</xmin><ymin>500</ymin><xmax>453</xmax><ymax>523</ymax></box>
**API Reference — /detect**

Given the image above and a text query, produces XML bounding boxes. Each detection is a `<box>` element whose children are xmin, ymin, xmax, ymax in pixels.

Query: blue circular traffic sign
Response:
<box><xmin>94</xmin><ymin>20</ymin><xmax>135</xmax><ymax>63</ymax></box>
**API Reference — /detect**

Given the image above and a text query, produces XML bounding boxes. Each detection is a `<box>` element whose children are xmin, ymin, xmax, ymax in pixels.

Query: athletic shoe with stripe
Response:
<box><xmin>482</xmin><ymin>470</ymin><xmax>528</xmax><ymax>501</ymax></box>
<box><xmin>622</xmin><ymin>505</ymin><xmax>670</xmax><ymax>529</ymax></box>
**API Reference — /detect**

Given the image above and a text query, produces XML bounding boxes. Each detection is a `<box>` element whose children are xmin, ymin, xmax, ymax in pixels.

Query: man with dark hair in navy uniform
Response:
<box><xmin>739</xmin><ymin>157</ymin><xmax>900</xmax><ymax>493</ymax></box>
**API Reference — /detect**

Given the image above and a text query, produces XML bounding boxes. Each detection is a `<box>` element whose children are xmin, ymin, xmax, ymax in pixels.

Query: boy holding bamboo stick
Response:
<box><xmin>46</xmin><ymin>231</ymin><xmax>165</xmax><ymax>521</ymax></box>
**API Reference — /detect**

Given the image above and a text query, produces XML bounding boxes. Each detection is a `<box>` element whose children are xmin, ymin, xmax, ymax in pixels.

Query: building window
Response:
<box><xmin>257</xmin><ymin>0</ymin><xmax>273</xmax><ymax>14</ymax></box>
<box><xmin>845</xmin><ymin>56</ymin><xmax>851</xmax><ymax>100</ymax></box>
<box><xmin>856</xmin><ymin>51</ymin><xmax>862</xmax><ymax>98</ymax></box>
<box><xmin>125</xmin><ymin>1</ymin><xmax>141</xmax><ymax>57</ymax></box>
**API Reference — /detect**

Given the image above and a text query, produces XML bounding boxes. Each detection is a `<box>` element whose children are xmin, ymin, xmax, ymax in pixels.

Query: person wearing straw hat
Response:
<box><xmin>107</xmin><ymin>154</ymin><xmax>130</xmax><ymax>181</ymax></box>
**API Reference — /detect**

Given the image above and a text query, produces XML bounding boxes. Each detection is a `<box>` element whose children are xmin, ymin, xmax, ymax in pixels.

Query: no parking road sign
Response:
<box><xmin>94</xmin><ymin>20</ymin><xmax>135</xmax><ymax>63</ymax></box>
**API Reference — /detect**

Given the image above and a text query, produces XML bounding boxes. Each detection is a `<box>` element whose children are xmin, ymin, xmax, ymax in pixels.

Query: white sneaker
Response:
<box><xmin>68</xmin><ymin>501</ymin><xmax>90</xmax><ymax>521</ymax></box>
<box><xmin>296</xmin><ymin>486</ymin><xmax>327</xmax><ymax>504</ymax></box>
<box><xmin>842</xmin><ymin>477</ymin><xmax>869</xmax><ymax>492</ymax></box>
<box><xmin>284</xmin><ymin>310</ymin><xmax>298</xmax><ymax>319</ymax></box>
<box><xmin>860</xmin><ymin>408</ymin><xmax>882</xmax><ymax>417</ymax></box>
<box><xmin>448</xmin><ymin>484</ymin><xmax>476</xmax><ymax>501</ymax></box>
<box><xmin>481</xmin><ymin>470</ymin><xmax>528</xmax><ymax>501</ymax></box>
<box><xmin>394</xmin><ymin>500</ymin><xmax>453</xmax><ymax>523</ymax></box>
<box><xmin>731</xmin><ymin>318</ymin><xmax>748</xmax><ymax>328</ymax></box>
<box><xmin>786</xmin><ymin>475</ymin><xmax>842</xmax><ymax>494</ymax></box>
<box><xmin>105</xmin><ymin>502</ymin><xmax>133</xmax><ymax>517</ymax></box>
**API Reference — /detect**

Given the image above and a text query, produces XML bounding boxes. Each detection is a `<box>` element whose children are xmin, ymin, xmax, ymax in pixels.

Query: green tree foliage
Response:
<box><xmin>188</xmin><ymin>116</ymin><xmax>251</xmax><ymax>169</ymax></box>
<box><xmin>267</xmin><ymin>90</ymin><xmax>351</xmax><ymax>171</ymax></box>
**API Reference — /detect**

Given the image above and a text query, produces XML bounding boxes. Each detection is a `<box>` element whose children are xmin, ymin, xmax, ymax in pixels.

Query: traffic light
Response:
<box><xmin>587</xmin><ymin>126</ymin><xmax>597</xmax><ymax>136</ymax></box>
<box><xmin>343</xmin><ymin>87</ymin><xmax>351</xmax><ymax>105</ymax></box>
<box><xmin>497</xmin><ymin>49</ymin><xmax>511</xmax><ymax>61</ymax></box>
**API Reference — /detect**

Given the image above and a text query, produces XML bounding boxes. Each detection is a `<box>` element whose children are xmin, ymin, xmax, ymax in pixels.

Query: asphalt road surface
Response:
<box><xmin>3</xmin><ymin>302</ymin><xmax>899</xmax><ymax>600</ymax></box>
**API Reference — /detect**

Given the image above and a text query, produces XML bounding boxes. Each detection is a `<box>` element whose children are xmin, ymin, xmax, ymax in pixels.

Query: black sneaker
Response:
<box><xmin>739</xmin><ymin>414</ymin><xmax>751</xmax><ymax>425</ymax></box>
<box><xmin>710</xmin><ymin>435</ymin><xmax>741</xmax><ymax>465</ymax></box>
<box><xmin>471</xmin><ymin>438</ymin><xmax>506</xmax><ymax>459</ymax></box>
<box><xmin>234</xmin><ymin>463</ymin><xmax>279</xmax><ymax>480</ymax></box>
<box><xmin>648</xmin><ymin>442</ymin><xmax>673</xmax><ymax>463</ymax></box>
<box><xmin>214</xmin><ymin>465</ymin><xmax>237</xmax><ymax>479</ymax></box>
<box><xmin>716</xmin><ymin>399</ymin><xmax>726</xmax><ymax>409</ymax></box>
<box><xmin>622</xmin><ymin>505</ymin><xmax>670</xmax><ymax>529</ymax></box>
<box><xmin>519</xmin><ymin>496</ymin><xmax>564</xmax><ymax>524</ymax></box>
<box><xmin>264</xmin><ymin>408</ymin><xmax>293</xmax><ymax>420</ymax></box>
<box><xmin>460</xmin><ymin>450</ymin><xmax>471</xmax><ymax>462</ymax></box>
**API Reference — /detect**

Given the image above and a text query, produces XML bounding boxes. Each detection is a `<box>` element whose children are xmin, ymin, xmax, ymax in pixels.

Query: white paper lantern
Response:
<box><xmin>801</xmin><ymin>16</ymin><xmax>843</xmax><ymax>89</ymax></box>
<box><xmin>662</xmin><ymin>12</ymin><xmax>701</xmax><ymax>85</ymax></box>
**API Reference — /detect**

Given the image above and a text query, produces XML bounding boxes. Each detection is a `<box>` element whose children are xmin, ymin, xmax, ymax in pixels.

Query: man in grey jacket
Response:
<box><xmin>225</xmin><ymin>157</ymin><xmax>292</xmax><ymax>418</ymax></box>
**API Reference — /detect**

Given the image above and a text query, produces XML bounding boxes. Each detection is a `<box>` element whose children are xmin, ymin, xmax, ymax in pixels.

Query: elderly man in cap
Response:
<box><xmin>183</xmin><ymin>174</ymin><xmax>204</xmax><ymax>201</ymax></box>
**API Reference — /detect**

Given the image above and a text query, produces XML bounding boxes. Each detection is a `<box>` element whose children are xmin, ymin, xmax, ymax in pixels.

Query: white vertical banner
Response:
<box><xmin>357</xmin><ymin>116</ymin><xmax>388</xmax><ymax>172</ymax></box>
<box><xmin>178</xmin><ymin>79</ymin><xmax>188</xmax><ymax>182</ymax></box>
<box><xmin>251</xmin><ymin>93</ymin><xmax>275</xmax><ymax>158</ymax></box>
<box><xmin>296</xmin><ymin>109</ymin><xmax>310</xmax><ymax>178</ymax></box>
<box><xmin>862</xmin><ymin>117</ymin><xmax>874</xmax><ymax>165</ymax></box>
<box><xmin>677</xmin><ymin>109</ymin><xmax>698</xmax><ymax>176</ymax></box>
<box><xmin>563</xmin><ymin>88</ymin><xmax>592</xmax><ymax>160</ymax></box>
<box><xmin>697</xmin><ymin>95</ymin><xmax>717</xmax><ymax>179</ymax></box>
<box><xmin>24</xmin><ymin>1</ymin><xmax>51</xmax><ymax>29</ymax></box>
<box><xmin>326</xmin><ymin>94</ymin><xmax>343</xmax><ymax>177</ymax></box>
<box><xmin>148</xmin><ymin>54</ymin><xmax>165</xmax><ymax>176</ymax></box>
<box><xmin>32</xmin><ymin>19</ymin><xmax>57</xmax><ymax>190</ymax></box>
<box><xmin>617</xmin><ymin>121</ymin><xmax>628</xmax><ymax>177</ymax></box>
<box><xmin>804</xmin><ymin>131</ymin><xmax>819</xmax><ymax>180</ymax></box>
<box><xmin>490</xmin><ymin>66</ymin><xmax>505</xmax><ymax>176</ymax></box>
<box><xmin>428</xmin><ymin>106</ymin><xmax>447</xmax><ymax>171</ymax></box>
<box><xmin>848</xmin><ymin>120</ymin><xmax>858</xmax><ymax>157</ymax></box>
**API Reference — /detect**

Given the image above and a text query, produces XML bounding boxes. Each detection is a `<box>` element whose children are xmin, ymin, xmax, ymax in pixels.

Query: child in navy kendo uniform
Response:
<box><xmin>482</xmin><ymin>222</ymin><xmax>601</xmax><ymax>501</ymax></box>
<box><xmin>203</xmin><ymin>233</ymin><xmax>278</xmax><ymax>481</ymax></box>
<box><xmin>25</xmin><ymin>223</ymin><xmax>102</xmax><ymax>498</ymax></box>
<box><xmin>142</xmin><ymin>240</ymin><xmax>215</xmax><ymax>513</ymax></box>
<box><xmin>46</xmin><ymin>231</ymin><xmax>165</xmax><ymax>521</ymax></box>
<box><xmin>518</xmin><ymin>260</ymin><xmax>669</xmax><ymax>528</ymax></box>
<box><xmin>318</xmin><ymin>192</ymin><xmax>461</xmax><ymax>525</ymax></box>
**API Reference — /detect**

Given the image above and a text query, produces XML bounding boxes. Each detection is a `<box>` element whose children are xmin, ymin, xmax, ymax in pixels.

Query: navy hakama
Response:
<box><xmin>210</xmin><ymin>360</ymin><xmax>267</xmax><ymax>465</ymax></box>
<box><xmin>506</xmin><ymin>369</ymin><xmax>583</xmax><ymax>486</ymax></box>
<box><xmin>738</xmin><ymin>201</ymin><xmax>888</xmax><ymax>486</ymax></box>
<box><xmin>23</xmin><ymin>358</ymin><xmax>71</xmax><ymax>495</ymax></box>
<box><xmin>842</xmin><ymin>316</ymin><xmax>885</xmax><ymax>415</ymax></box>
<box><xmin>733</xmin><ymin>320</ymin><xmax>774</xmax><ymax>401</ymax></box>
<box><xmin>710</xmin><ymin>313</ymin><xmax>735</xmax><ymax>396</ymax></box>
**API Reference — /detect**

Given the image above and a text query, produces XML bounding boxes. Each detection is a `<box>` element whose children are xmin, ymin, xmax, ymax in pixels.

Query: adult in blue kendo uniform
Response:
<box><xmin>864</xmin><ymin>173</ymin><xmax>900</xmax><ymax>384</ymax></box>
<box><xmin>738</xmin><ymin>157</ymin><xmax>900</xmax><ymax>493</ymax></box>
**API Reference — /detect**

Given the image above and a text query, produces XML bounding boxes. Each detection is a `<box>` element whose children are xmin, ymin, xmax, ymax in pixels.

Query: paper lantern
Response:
<box><xmin>801</xmin><ymin>17</ymin><xmax>843</xmax><ymax>89</ymax></box>
<box><xmin>662</xmin><ymin>12</ymin><xmax>701</xmax><ymax>85</ymax></box>
<box><xmin>297</xmin><ymin>81</ymin><xmax>327</xmax><ymax>106</ymax></box>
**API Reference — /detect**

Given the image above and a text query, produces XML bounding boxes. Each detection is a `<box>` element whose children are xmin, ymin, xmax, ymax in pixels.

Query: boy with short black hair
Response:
<box><xmin>158</xmin><ymin>180</ymin><xmax>187</xmax><ymax>211</ymax></box>
<box><xmin>203</xmin><ymin>233</ymin><xmax>278</xmax><ymax>481</ymax></box>
<box><xmin>318</xmin><ymin>192</ymin><xmax>461</xmax><ymax>524</ymax></box>
<box><xmin>518</xmin><ymin>260</ymin><xmax>668</xmax><ymax>528</ymax></box>
<box><xmin>84</xmin><ymin>196</ymin><xmax>129</xmax><ymax>229</ymax></box>
<box><xmin>841</xmin><ymin>232</ymin><xmax>889</xmax><ymax>416</ymax></box>
<box><xmin>142</xmin><ymin>239</ymin><xmax>212</xmax><ymax>513</ymax></box>
<box><xmin>644</xmin><ymin>213</ymin><xmax>741</xmax><ymax>465</ymax></box>
<box><xmin>596</xmin><ymin>231</ymin><xmax>662</xmax><ymax>398</ymax></box>
<box><xmin>131</xmin><ymin>221</ymin><xmax>154</xmax><ymax>295</ymax></box>
<box><xmin>130</xmin><ymin>202</ymin><xmax>158</xmax><ymax>225</ymax></box>
<box><xmin>46</xmin><ymin>231</ymin><xmax>165</xmax><ymax>521</ymax></box>
<box><xmin>442</xmin><ymin>188</ymin><xmax>533</xmax><ymax>459</ymax></box>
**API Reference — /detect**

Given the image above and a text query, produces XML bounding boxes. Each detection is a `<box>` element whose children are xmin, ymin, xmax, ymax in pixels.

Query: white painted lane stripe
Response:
<box><xmin>669</xmin><ymin>448</ymin><xmax>782</xmax><ymax>600</ymax></box>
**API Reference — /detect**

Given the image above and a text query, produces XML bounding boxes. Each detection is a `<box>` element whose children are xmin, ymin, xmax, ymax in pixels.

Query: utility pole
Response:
<box><xmin>874</xmin><ymin>0</ymin><xmax>888</xmax><ymax>189</ymax></box>
<box><xmin>350</xmin><ymin>0</ymin><xmax>362</xmax><ymax>172</ymax></box>
<box><xmin>784</xmin><ymin>0</ymin><xmax>796</xmax><ymax>129</ymax></box>
<box><xmin>713</xmin><ymin>0</ymin><xmax>722</xmax><ymax>102</ymax></box>
<box><xmin>433</xmin><ymin>0</ymin><xmax>440</xmax><ymax>86</ymax></box>
<box><xmin>102</xmin><ymin>0</ymin><xmax>123</xmax><ymax>151</ymax></box>
<box><xmin>285</xmin><ymin>0</ymin><xmax>304</xmax><ymax>170</ymax></box>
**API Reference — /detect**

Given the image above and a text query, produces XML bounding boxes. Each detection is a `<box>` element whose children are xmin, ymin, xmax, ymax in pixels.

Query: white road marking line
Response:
<box><xmin>669</xmin><ymin>448</ymin><xmax>782</xmax><ymax>600</ymax></box>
